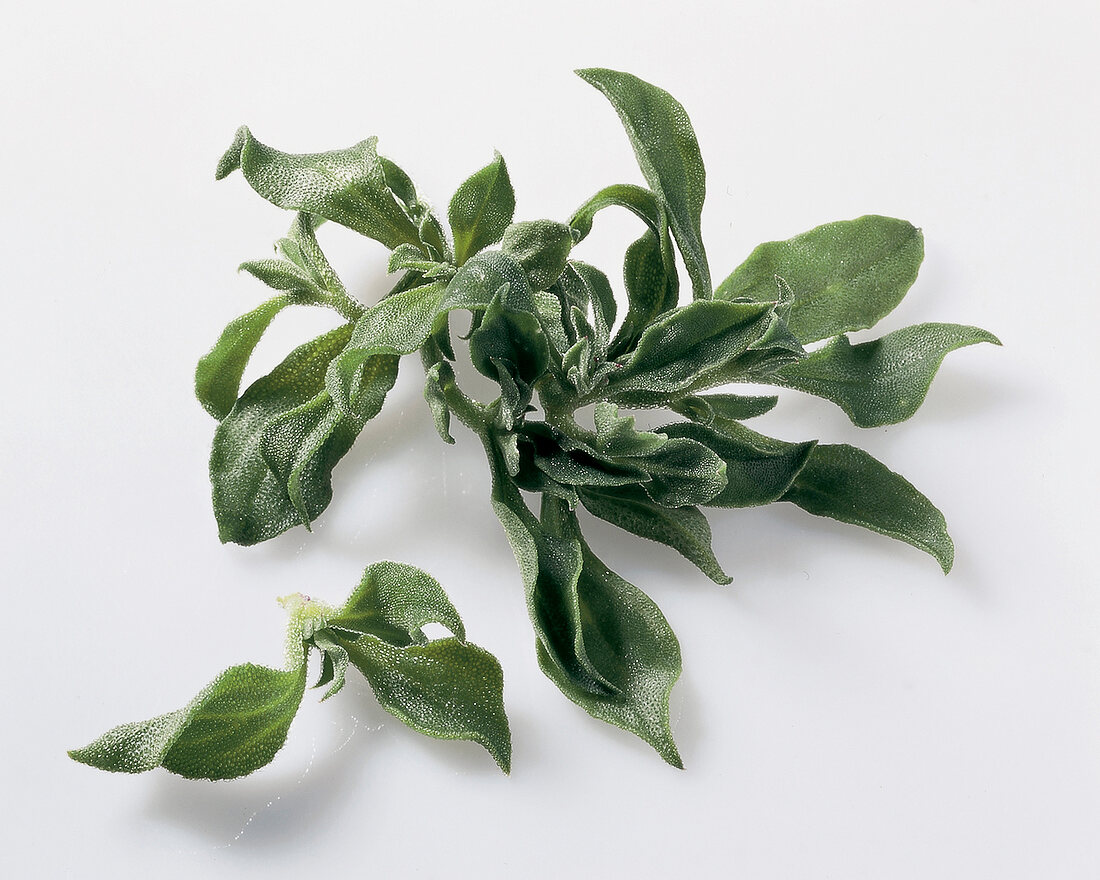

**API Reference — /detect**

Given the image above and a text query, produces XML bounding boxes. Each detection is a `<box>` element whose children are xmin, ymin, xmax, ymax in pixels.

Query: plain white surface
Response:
<box><xmin>3</xmin><ymin>0</ymin><xmax>1098</xmax><ymax>876</ymax></box>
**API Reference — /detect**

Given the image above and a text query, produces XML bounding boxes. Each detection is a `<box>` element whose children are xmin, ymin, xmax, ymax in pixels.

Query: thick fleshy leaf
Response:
<box><xmin>278</xmin><ymin>213</ymin><xmax>345</xmax><ymax>296</ymax></box>
<box><xmin>570</xmin><ymin>183</ymin><xmax>663</xmax><ymax>241</ymax></box>
<box><xmin>634</xmin><ymin>435</ymin><xmax>727</xmax><ymax>508</ymax></box>
<box><xmin>501</xmin><ymin>220</ymin><xmax>574</xmax><ymax>291</ymax></box>
<box><xmin>418</xmin><ymin>212</ymin><xmax>452</xmax><ymax>263</ymax></box>
<box><xmin>468</xmin><ymin>292</ymin><xmax>550</xmax><ymax>387</ymax></box>
<box><xmin>605</xmin><ymin>300</ymin><xmax>773</xmax><ymax>402</ymax></box>
<box><xmin>577</xmin><ymin>68</ymin><xmax>711</xmax><ymax>299</ymax></box>
<box><xmin>566</xmin><ymin>260</ymin><xmax>617</xmax><ymax>350</ymax></box>
<box><xmin>423</xmin><ymin>362</ymin><xmax>455</xmax><ymax>444</ymax></box>
<box><xmin>259</xmin><ymin>373</ymin><xmax>393</xmax><ymax>528</ymax></box>
<box><xmin>380</xmin><ymin>156</ymin><xmax>419</xmax><ymax>211</ymax></box>
<box><xmin>211</xmin><ymin>325</ymin><xmax>361</xmax><ymax>545</ymax></box>
<box><xmin>216</xmin><ymin>127</ymin><xmax>422</xmax><ymax>251</ymax></box>
<box><xmin>438</xmin><ymin>250</ymin><xmax>534</xmax><ymax>316</ymax></box>
<box><xmin>537</xmin><ymin>498</ymin><xmax>683</xmax><ymax>767</ymax></box>
<box><xmin>195</xmin><ymin>295</ymin><xmax>292</xmax><ymax>420</ymax></box>
<box><xmin>716</xmin><ymin>216</ymin><xmax>924</xmax><ymax>344</ymax></box>
<box><xmin>782</xmin><ymin>443</ymin><xmax>954</xmax><ymax>572</ymax></box>
<box><xmin>448</xmin><ymin>152</ymin><xmax>515</xmax><ymax>266</ymax></box>
<box><xmin>483</xmin><ymin>438</ymin><xmax>618</xmax><ymax>696</ymax></box>
<box><xmin>660</xmin><ymin>422</ymin><xmax>816</xmax><ymax>507</ymax></box>
<box><xmin>535</xmin><ymin>446</ymin><xmax>649</xmax><ymax>489</ymax></box>
<box><xmin>620</xmin><ymin>228</ymin><xmax>674</xmax><ymax>345</ymax></box>
<box><xmin>579</xmin><ymin>484</ymin><xmax>730</xmax><ymax>584</ymax></box>
<box><xmin>326</xmin><ymin>281</ymin><xmax>448</xmax><ymax>417</ymax></box>
<box><xmin>327</xmin><ymin>561</ymin><xmax>465</xmax><ymax>646</ymax></box>
<box><xmin>592</xmin><ymin>402</ymin><xmax>667</xmax><ymax>458</ymax></box>
<box><xmin>310</xmin><ymin>630</ymin><xmax>350</xmax><ymax>701</ymax></box>
<box><xmin>338</xmin><ymin>633</ymin><xmax>511</xmax><ymax>772</ymax></box>
<box><xmin>772</xmin><ymin>323</ymin><xmax>1001</xmax><ymax>427</ymax></box>
<box><xmin>387</xmin><ymin>243</ymin><xmax>445</xmax><ymax>276</ymax></box>
<box><xmin>238</xmin><ymin>259</ymin><xmax>320</xmax><ymax>298</ymax></box>
<box><xmin>569</xmin><ymin>184</ymin><xmax>678</xmax><ymax>355</ymax></box>
<box><xmin>670</xmin><ymin>392</ymin><xmax>779</xmax><ymax>426</ymax></box>
<box><xmin>69</xmin><ymin>661</ymin><xmax>307</xmax><ymax>780</ymax></box>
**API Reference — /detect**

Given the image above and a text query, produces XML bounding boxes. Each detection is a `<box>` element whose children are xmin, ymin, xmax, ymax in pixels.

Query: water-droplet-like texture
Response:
<box><xmin>339</xmin><ymin>634</ymin><xmax>511</xmax><ymax>773</ymax></box>
<box><xmin>221</xmin><ymin>128</ymin><xmax>423</xmax><ymax>252</ymax></box>
<box><xmin>773</xmin><ymin>322</ymin><xmax>1000</xmax><ymax>428</ymax></box>
<box><xmin>69</xmin><ymin>661</ymin><xmax>307</xmax><ymax>780</ymax></box>
<box><xmin>448</xmin><ymin>152</ymin><xmax>515</xmax><ymax>266</ymax></box>
<box><xmin>576</xmin><ymin>68</ymin><xmax>711</xmax><ymax>299</ymax></box>
<box><xmin>714</xmin><ymin>215</ymin><xmax>925</xmax><ymax>344</ymax></box>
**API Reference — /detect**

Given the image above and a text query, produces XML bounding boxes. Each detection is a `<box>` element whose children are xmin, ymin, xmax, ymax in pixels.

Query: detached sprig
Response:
<box><xmin>69</xmin><ymin>563</ymin><xmax>510</xmax><ymax>776</ymax></box>
<box><xmin>71</xmin><ymin>68</ymin><xmax>998</xmax><ymax>779</ymax></box>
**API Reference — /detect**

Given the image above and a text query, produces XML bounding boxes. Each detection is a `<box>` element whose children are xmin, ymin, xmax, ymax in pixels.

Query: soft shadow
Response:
<box><xmin>142</xmin><ymin>679</ymin><xmax>511</xmax><ymax>851</ymax></box>
<box><xmin>142</xmin><ymin>698</ymin><xmax>385</xmax><ymax>851</ymax></box>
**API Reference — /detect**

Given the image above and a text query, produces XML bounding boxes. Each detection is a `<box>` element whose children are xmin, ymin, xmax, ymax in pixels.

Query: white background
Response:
<box><xmin>3</xmin><ymin>1</ymin><xmax>1098</xmax><ymax>876</ymax></box>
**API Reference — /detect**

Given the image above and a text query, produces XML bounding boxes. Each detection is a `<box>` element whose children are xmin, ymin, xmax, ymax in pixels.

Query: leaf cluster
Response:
<box><xmin>69</xmin><ymin>563</ymin><xmax>510</xmax><ymax>777</ymax></box>
<box><xmin>72</xmin><ymin>69</ymin><xmax>997</xmax><ymax>778</ymax></box>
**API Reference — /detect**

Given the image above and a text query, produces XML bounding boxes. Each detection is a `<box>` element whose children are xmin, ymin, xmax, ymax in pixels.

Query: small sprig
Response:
<box><xmin>72</xmin><ymin>68</ymin><xmax>998</xmax><ymax>780</ymax></box>
<box><xmin>69</xmin><ymin>563</ymin><xmax>511</xmax><ymax>777</ymax></box>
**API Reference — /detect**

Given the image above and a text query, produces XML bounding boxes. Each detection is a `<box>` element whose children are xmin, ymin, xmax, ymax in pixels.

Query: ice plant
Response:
<box><xmin>70</xmin><ymin>69</ymin><xmax>997</xmax><ymax>779</ymax></box>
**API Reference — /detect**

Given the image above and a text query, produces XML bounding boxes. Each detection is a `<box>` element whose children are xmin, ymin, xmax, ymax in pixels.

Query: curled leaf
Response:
<box><xmin>195</xmin><ymin>295</ymin><xmax>291</xmax><ymax>420</ymax></box>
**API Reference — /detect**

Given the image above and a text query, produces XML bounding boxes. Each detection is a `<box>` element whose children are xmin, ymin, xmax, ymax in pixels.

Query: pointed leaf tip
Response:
<box><xmin>577</xmin><ymin>67</ymin><xmax>711</xmax><ymax>298</ymax></box>
<box><xmin>215</xmin><ymin>126</ymin><xmax>249</xmax><ymax>180</ymax></box>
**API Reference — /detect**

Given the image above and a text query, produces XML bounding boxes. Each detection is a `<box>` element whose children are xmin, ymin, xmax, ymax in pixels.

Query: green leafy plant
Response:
<box><xmin>71</xmin><ymin>68</ymin><xmax>997</xmax><ymax>778</ymax></box>
<box><xmin>69</xmin><ymin>563</ymin><xmax>510</xmax><ymax>776</ymax></box>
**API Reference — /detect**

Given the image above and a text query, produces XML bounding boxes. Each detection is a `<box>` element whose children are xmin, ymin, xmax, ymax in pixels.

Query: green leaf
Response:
<box><xmin>279</xmin><ymin>213</ymin><xmax>345</xmax><ymax>296</ymax></box>
<box><xmin>632</xmin><ymin>435</ymin><xmax>728</xmax><ymax>508</ymax></box>
<box><xmin>670</xmin><ymin>392</ymin><xmax>779</xmax><ymax>426</ymax></box>
<box><xmin>660</xmin><ymin>421</ymin><xmax>816</xmax><ymax>508</ymax></box>
<box><xmin>217</xmin><ymin>127</ymin><xmax>422</xmax><ymax>251</ymax></box>
<box><xmin>211</xmin><ymin>324</ymin><xmax>365</xmax><ymax>545</ymax></box>
<box><xmin>259</xmin><ymin>370</ymin><xmax>394</xmax><ymax>528</ymax></box>
<box><xmin>326</xmin><ymin>281</ymin><xmax>448</xmax><ymax>418</ymax></box>
<box><xmin>195</xmin><ymin>295</ymin><xmax>292</xmax><ymax>420</ymax></box>
<box><xmin>438</xmin><ymin>250</ymin><xmax>534</xmax><ymax>316</ymax></box>
<box><xmin>570</xmin><ymin>183</ymin><xmax>663</xmax><ymax>241</ymax></box>
<box><xmin>579</xmin><ymin>484</ymin><xmax>730</xmax><ymax>584</ymax></box>
<box><xmin>449</xmin><ymin>152</ymin><xmax>515</xmax><ymax>266</ymax></box>
<box><xmin>563</xmin><ymin>260</ymin><xmax>617</xmax><ymax>351</ymax></box>
<box><xmin>569</xmin><ymin>184</ymin><xmax>678</xmax><ymax>355</ymax></box>
<box><xmin>418</xmin><ymin>212</ymin><xmax>452</xmax><ymax>263</ymax></box>
<box><xmin>468</xmin><ymin>292</ymin><xmax>550</xmax><ymax>387</ymax></box>
<box><xmin>772</xmin><ymin>323</ymin><xmax>1001</xmax><ymax>427</ymax></box>
<box><xmin>337</xmin><ymin>633</ymin><xmax>511</xmax><ymax>772</ymax></box>
<box><xmin>537</xmin><ymin>498</ymin><xmax>683</xmax><ymax>767</ymax></box>
<box><xmin>576</xmin><ymin>68</ymin><xmax>711</xmax><ymax>299</ymax></box>
<box><xmin>500</xmin><ymin>220</ymin><xmax>574</xmax><ymax>291</ymax></box>
<box><xmin>716</xmin><ymin>216</ymin><xmax>925</xmax><ymax>344</ymax></box>
<box><xmin>424</xmin><ymin>361</ymin><xmax>455</xmax><ymax>444</ymax></box>
<box><xmin>605</xmin><ymin>300</ymin><xmax>773</xmax><ymax>402</ymax></box>
<box><xmin>482</xmin><ymin>436</ymin><xmax>618</xmax><ymax>696</ymax></box>
<box><xmin>380</xmin><ymin>156</ymin><xmax>420</xmax><ymax>210</ymax></box>
<box><xmin>782</xmin><ymin>443</ymin><xmax>955</xmax><ymax>573</ymax></box>
<box><xmin>534</xmin><ymin>445</ymin><xmax>649</xmax><ymax>489</ymax></box>
<box><xmin>310</xmin><ymin>630</ymin><xmax>350</xmax><ymax>701</ymax></box>
<box><xmin>388</xmin><ymin>243</ymin><xmax>443</xmax><ymax>275</ymax></box>
<box><xmin>238</xmin><ymin>259</ymin><xmax>320</xmax><ymax>298</ymax></box>
<box><xmin>592</xmin><ymin>402</ymin><xmax>667</xmax><ymax>458</ymax></box>
<box><xmin>69</xmin><ymin>660</ymin><xmax>307</xmax><ymax>780</ymax></box>
<box><xmin>620</xmin><ymin>228</ymin><xmax>675</xmax><ymax>346</ymax></box>
<box><xmin>327</xmin><ymin>560</ymin><xmax>465</xmax><ymax>647</ymax></box>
